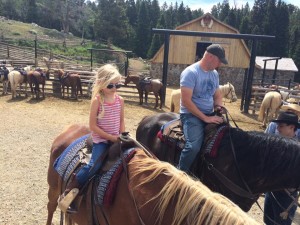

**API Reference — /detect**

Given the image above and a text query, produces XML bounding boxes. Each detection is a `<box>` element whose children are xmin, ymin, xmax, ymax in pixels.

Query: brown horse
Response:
<box><xmin>124</xmin><ymin>73</ymin><xmax>140</xmax><ymax>86</ymax></box>
<box><xmin>136</xmin><ymin>112</ymin><xmax>300</xmax><ymax>212</ymax></box>
<box><xmin>0</xmin><ymin>65</ymin><xmax>10</xmax><ymax>95</ymax></box>
<box><xmin>46</xmin><ymin>124</ymin><xmax>259</xmax><ymax>225</ymax></box>
<box><xmin>55</xmin><ymin>69</ymin><xmax>83</xmax><ymax>99</ymax></box>
<box><xmin>27</xmin><ymin>68</ymin><xmax>49</xmax><ymax>99</ymax></box>
<box><xmin>137</xmin><ymin>78</ymin><xmax>163</xmax><ymax>109</ymax></box>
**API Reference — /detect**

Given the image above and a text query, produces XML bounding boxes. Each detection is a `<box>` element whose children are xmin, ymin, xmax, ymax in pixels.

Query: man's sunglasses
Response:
<box><xmin>106</xmin><ymin>83</ymin><xmax>122</xmax><ymax>89</ymax></box>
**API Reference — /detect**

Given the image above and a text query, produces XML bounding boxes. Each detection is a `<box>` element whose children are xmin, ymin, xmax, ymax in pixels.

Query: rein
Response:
<box><xmin>203</xmin><ymin>107</ymin><xmax>260</xmax><ymax>199</ymax></box>
<box><xmin>117</xmin><ymin>133</ymin><xmax>156</xmax><ymax>225</ymax></box>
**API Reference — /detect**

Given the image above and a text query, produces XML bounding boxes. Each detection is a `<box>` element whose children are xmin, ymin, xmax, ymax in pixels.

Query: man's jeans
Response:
<box><xmin>264</xmin><ymin>191</ymin><xmax>298</xmax><ymax>225</ymax></box>
<box><xmin>179</xmin><ymin>113</ymin><xmax>205</xmax><ymax>172</ymax></box>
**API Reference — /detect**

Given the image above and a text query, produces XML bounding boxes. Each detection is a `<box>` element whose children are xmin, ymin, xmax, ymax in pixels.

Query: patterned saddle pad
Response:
<box><xmin>53</xmin><ymin>134</ymin><xmax>137</xmax><ymax>206</ymax></box>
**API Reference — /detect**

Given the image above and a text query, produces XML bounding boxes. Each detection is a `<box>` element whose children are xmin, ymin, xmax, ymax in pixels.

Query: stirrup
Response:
<box><xmin>57</xmin><ymin>188</ymin><xmax>79</xmax><ymax>213</ymax></box>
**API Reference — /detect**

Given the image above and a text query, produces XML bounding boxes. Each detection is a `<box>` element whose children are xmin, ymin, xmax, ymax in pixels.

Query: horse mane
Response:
<box><xmin>226</xmin><ymin>129</ymin><xmax>300</xmax><ymax>187</ymax></box>
<box><xmin>130</xmin><ymin>150</ymin><xmax>259</xmax><ymax>225</ymax></box>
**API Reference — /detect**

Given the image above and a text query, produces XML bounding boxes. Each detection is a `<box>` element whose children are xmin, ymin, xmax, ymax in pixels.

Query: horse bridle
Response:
<box><xmin>203</xmin><ymin>109</ymin><xmax>300</xmax><ymax>225</ymax></box>
<box><xmin>223</xmin><ymin>84</ymin><xmax>235</xmax><ymax>101</ymax></box>
<box><xmin>202</xmin><ymin>108</ymin><xmax>257</xmax><ymax>200</ymax></box>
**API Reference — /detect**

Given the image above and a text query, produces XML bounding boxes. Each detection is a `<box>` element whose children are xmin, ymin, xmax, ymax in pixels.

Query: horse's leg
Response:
<box><xmin>145</xmin><ymin>91</ymin><xmax>148</xmax><ymax>105</ymax></box>
<box><xmin>24</xmin><ymin>81</ymin><xmax>28</xmax><ymax>97</ymax></box>
<box><xmin>138</xmin><ymin>89</ymin><xmax>143</xmax><ymax>105</ymax></box>
<box><xmin>62</xmin><ymin>85</ymin><xmax>65</xmax><ymax>98</ymax></box>
<box><xmin>42</xmin><ymin>84</ymin><xmax>45</xmax><ymax>98</ymax></box>
<box><xmin>153</xmin><ymin>92</ymin><xmax>159</xmax><ymax>108</ymax></box>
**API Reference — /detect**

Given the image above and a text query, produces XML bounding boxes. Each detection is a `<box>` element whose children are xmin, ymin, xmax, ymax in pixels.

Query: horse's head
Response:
<box><xmin>224</xmin><ymin>82</ymin><xmax>237</xmax><ymax>102</ymax></box>
<box><xmin>54</xmin><ymin>69</ymin><xmax>64</xmax><ymax>79</ymax></box>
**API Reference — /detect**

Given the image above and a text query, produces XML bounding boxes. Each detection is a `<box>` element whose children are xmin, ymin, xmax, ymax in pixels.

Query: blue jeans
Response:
<box><xmin>179</xmin><ymin>113</ymin><xmax>205</xmax><ymax>172</ymax></box>
<box><xmin>264</xmin><ymin>191</ymin><xmax>298</xmax><ymax>225</ymax></box>
<box><xmin>76</xmin><ymin>142</ymin><xmax>108</xmax><ymax>186</ymax></box>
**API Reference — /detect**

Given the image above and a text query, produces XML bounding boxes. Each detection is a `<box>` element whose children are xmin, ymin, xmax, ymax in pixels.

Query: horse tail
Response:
<box><xmin>258</xmin><ymin>94</ymin><xmax>273</xmax><ymax>122</ymax></box>
<box><xmin>77</xmin><ymin>77</ymin><xmax>83</xmax><ymax>95</ymax></box>
<box><xmin>170</xmin><ymin>89</ymin><xmax>180</xmax><ymax>113</ymax></box>
<box><xmin>32</xmin><ymin>74</ymin><xmax>39</xmax><ymax>93</ymax></box>
<box><xmin>8</xmin><ymin>72</ymin><xmax>15</xmax><ymax>88</ymax></box>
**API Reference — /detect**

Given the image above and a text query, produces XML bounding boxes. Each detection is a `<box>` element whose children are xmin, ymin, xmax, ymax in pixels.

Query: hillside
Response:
<box><xmin>0</xmin><ymin>18</ymin><xmax>145</xmax><ymax>72</ymax></box>
<box><xmin>0</xmin><ymin>17</ymin><xmax>84</xmax><ymax>45</ymax></box>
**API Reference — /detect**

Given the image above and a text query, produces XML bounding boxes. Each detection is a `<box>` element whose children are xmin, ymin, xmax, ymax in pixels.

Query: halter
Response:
<box><xmin>223</xmin><ymin>84</ymin><xmax>235</xmax><ymax>101</ymax></box>
<box><xmin>202</xmin><ymin>108</ymin><xmax>300</xmax><ymax>225</ymax></box>
<box><xmin>202</xmin><ymin>108</ymin><xmax>257</xmax><ymax>200</ymax></box>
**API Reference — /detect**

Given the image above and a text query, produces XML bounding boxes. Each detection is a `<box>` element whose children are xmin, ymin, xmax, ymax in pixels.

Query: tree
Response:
<box><xmin>25</xmin><ymin>0</ymin><xmax>38</xmax><ymax>23</ymax></box>
<box><xmin>177</xmin><ymin>2</ymin><xmax>186</xmax><ymax>26</ymax></box>
<box><xmin>126</xmin><ymin>0</ymin><xmax>138</xmax><ymax>28</ymax></box>
<box><xmin>94</xmin><ymin>0</ymin><xmax>129</xmax><ymax>48</ymax></box>
<box><xmin>261</xmin><ymin>0</ymin><xmax>276</xmax><ymax>56</ymax></box>
<box><xmin>273</xmin><ymin>0</ymin><xmax>289</xmax><ymax>56</ymax></box>
<box><xmin>135</xmin><ymin>1</ymin><xmax>150</xmax><ymax>58</ymax></box>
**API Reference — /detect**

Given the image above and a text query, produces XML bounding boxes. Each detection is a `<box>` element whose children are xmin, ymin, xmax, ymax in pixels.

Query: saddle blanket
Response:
<box><xmin>53</xmin><ymin>134</ymin><xmax>137</xmax><ymax>206</ymax></box>
<box><xmin>53</xmin><ymin>134</ymin><xmax>90</xmax><ymax>181</ymax></box>
<box><xmin>96</xmin><ymin>147</ymin><xmax>136</xmax><ymax>206</ymax></box>
<box><xmin>158</xmin><ymin>119</ymin><xmax>229</xmax><ymax>158</ymax></box>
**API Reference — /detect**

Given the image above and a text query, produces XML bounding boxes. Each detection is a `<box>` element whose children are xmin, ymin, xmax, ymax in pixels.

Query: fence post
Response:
<box><xmin>7</xmin><ymin>45</ymin><xmax>9</xmax><ymax>58</ymax></box>
<box><xmin>34</xmin><ymin>35</ymin><xmax>38</xmax><ymax>67</ymax></box>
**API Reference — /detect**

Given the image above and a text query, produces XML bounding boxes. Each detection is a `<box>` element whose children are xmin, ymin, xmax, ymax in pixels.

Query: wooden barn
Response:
<box><xmin>150</xmin><ymin>13</ymin><xmax>251</xmax><ymax>94</ymax></box>
<box><xmin>149</xmin><ymin>13</ymin><xmax>298</xmax><ymax>95</ymax></box>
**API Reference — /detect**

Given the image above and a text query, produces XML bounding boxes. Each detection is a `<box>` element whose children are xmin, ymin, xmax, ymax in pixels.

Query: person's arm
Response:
<box><xmin>265</xmin><ymin>122</ymin><xmax>276</xmax><ymax>134</ymax></box>
<box><xmin>181</xmin><ymin>86</ymin><xmax>223</xmax><ymax>124</ymax></box>
<box><xmin>119</xmin><ymin>96</ymin><xmax>125</xmax><ymax>133</ymax></box>
<box><xmin>89</xmin><ymin>97</ymin><xmax>118</xmax><ymax>142</ymax></box>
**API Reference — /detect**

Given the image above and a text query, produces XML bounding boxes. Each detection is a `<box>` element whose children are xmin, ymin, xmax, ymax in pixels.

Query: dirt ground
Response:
<box><xmin>0</xmin><ymin>85</ymin><xmax>299</xmax><ymax>225</ymax></box>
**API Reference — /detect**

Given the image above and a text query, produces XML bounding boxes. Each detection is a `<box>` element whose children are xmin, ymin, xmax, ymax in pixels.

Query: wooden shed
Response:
<box><xmin>149</xmin><ymin>13</ymin><xmax>253</xmax><ymax>94</ymax></box>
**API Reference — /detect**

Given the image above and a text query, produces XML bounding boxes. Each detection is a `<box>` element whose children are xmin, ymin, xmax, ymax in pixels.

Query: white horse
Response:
<box><xmin>170</xmin><ymin>82</ymin><xmax>238</xmax><ymax>113</ymax></box>
<box><xmin>8</xmin><ymin>65</ymin><xmax>32</xmax><ymax>99</ymax></box>
<box><xmin>258</xmin><ymin>90</ymin><xmax>290</xmax><ymax>127</ymax></box>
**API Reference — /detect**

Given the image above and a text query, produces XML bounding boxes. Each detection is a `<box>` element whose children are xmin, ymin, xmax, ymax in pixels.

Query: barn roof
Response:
<box><xmin>256</xmin><ymin>56</ymin><xmax>298</xmax><ymax>72</ymax></box>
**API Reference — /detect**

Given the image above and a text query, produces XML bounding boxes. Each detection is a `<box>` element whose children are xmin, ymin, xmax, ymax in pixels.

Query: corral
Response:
<box><xmin>1</xmin><ymin>88</ymin><xmax>300</xmax><ymax>224</ymax></box>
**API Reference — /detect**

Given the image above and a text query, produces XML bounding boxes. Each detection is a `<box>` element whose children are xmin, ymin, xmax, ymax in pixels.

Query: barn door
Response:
<box><xmin>195</xmin><ymin>42</ymin><xmax>212</xmax><ymax>62</ymax></box>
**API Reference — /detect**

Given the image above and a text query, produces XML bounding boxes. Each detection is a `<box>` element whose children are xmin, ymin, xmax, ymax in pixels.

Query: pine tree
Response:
<box><xmin>26</xmin><ymin>0</ymin><xmax>38</xmax><ymax>23</ymax></box>
<box><xmin>135</xmin><ymin>1</ymin><xmax>151</xmax><ymax>58</ymax></box>
<box><xmin>274</xmin><ymin>0</ymin><xmax>289</xmax><ymax>57</ymax></box>
<box><xmin>126</xmin><ymin>0</ymin><xmax>138</xmax><ymax>28</ymax></box>
<box><xmin>95</xmin><ymin>0</ymin><xmax>129</xmax><ymax>48</ymax></box>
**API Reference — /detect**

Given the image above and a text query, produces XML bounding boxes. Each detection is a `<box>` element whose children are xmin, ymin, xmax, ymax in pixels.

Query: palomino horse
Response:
<box><xmin>46</xmin><ymin>124</ymin><xmax>259</xmax><ymax>225</ymax></box>
<box><xmin>8</xmin><ymin>65</ymin><xmax>32</xmax><ymax>99</ymax></box>
<box><xmin>55</xmin><ymin>69</ymin><xmax>83</xmax><ymax>99</ymax></box>
<box><xmin>258</xmin><ymin>90</ymin><xmax>290</xmax><ymax>127</ymax></box>
<box><xmin>137</xmin><ymin>78</ymin><xmax>163</xmax><ymax>109</ymax></box>
<box><xmin>0</xmin><ymin>65</ymin><xmax>10</xmax><ymax>94</ymax></box>
<box><xmin>136</xmin><ymin>112</ymin><xmax>300</xmax><ymax>212</ymax></box>
<box><xmin>27</xmin><ymin>68</ymin><xmax>49</xmax><ymax>99</ymax></box>
<box><xmin>170</xmin><ymin>82</ymin><xmax>238</xmax><ymax>113</ymax></box>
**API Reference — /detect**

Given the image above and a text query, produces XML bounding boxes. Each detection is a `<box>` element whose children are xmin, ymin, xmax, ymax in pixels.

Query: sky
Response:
<box><xmin>159</xmin><ymin>0</ymin><xmax>300</xmax><ymax>13</ymax></box>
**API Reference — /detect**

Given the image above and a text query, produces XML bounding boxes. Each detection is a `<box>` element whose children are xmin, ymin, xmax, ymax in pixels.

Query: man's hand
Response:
<box><xmin>204</xmin><ymin>115</ymin><xmax>224</xmax><ymax>124</ymax></box>
<box><xmin>215</xmin><ymin>105</ymin><xmax>226</xmax><ymax>114</ymax></box>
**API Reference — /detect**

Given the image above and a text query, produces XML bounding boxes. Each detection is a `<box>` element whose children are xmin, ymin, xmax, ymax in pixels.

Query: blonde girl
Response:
<box><xmin>62</xmin><ymin>64</ymin><xmax>125</xmax><ymax>213</ymax></box>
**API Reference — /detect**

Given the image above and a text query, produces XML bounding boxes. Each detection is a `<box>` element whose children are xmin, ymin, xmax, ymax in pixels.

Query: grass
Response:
<box><xmin>0</xmin><ymin>18</ymin><xmax>120</xmax><ymax>59</ymax></box>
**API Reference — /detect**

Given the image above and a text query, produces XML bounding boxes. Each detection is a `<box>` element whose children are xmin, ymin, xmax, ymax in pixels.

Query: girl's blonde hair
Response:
<box><xmin>91</xmin><ymin>64</ymin><xmax>122</xmax><ymax>118</ymax></box>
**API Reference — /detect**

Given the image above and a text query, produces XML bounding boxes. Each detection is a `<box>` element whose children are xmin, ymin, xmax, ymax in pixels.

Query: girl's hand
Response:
<box><xmin>110</xmin><ymin>135</ymin><xmax>119</xmax><ymax>143</ymax></box>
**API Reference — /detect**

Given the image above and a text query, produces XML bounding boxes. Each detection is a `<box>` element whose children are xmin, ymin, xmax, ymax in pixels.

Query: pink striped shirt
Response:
<box><xmin>91</xmin><ymin>94</ymin><xmax>122</xmax><ymax>143</ymax></box>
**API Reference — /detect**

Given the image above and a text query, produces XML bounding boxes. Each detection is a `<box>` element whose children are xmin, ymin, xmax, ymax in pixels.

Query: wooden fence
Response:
<box><xmin>249</xmin><ymin>86</ymin><xmax>300</xmax><ymax>114</ymax></box>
